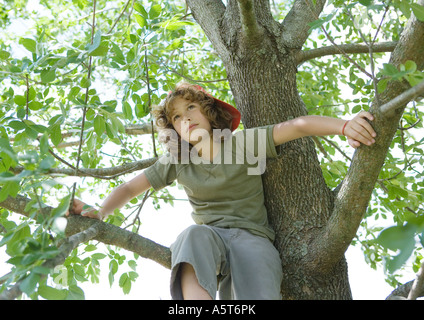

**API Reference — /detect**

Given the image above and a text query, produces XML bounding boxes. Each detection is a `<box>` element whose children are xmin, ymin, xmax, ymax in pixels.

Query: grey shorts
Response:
<box><xmin>169</xmin><ymin>224</ymin><xmax>283</xmax><ymax>300</ymax></box>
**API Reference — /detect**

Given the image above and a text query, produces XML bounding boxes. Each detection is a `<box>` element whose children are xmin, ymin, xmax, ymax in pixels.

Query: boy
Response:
<box><xmin>70</xmin><ymin>83</ymin><xmax>376</xmax><ymax>299</ymax></box>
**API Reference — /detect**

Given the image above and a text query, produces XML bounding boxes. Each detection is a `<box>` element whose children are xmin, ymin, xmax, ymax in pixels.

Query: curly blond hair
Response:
<box><xmin>151</xmin><ymin>82</ymin><xmax>233</xmax><ymax>158</ymax></box>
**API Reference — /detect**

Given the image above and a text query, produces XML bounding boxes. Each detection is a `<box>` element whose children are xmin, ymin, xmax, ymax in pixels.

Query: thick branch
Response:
<box><xmin>66</xmin><ymin>215</ymin><xmax>171</xmax><ymax>269</ymax></box>
<box><xmin>12</xmin><ymin>157</ymin><xmax>157</xmax><ymax>179</ymax></box>
<box><xmin>186</xmin><ymin>0</ymin><xmax>228</xmax><ymax>58</ymax></box>
<box><xmin>296</xmin><ymin>41</ymin><xmax>397</xmax><ymax>65</ymax></box>
<box><xmin>380</xmin><ymin>79</ymin><xmax>424</xmax><ymax>116</ymax></box>
<box><xmin>281</xmin><ymin>0</ymin><xmax>327</xmax><ymax>49</ymax></box>
<box><xmin>408</xmin><ymin>261</ymin><xmax>424</xmax><ymax>300</ymax></box>
<box><xmin>307</xmin><ymin>0</ymin><xmax>424</xmax><ymax>274</ymax></box>
<box><xmin>386</xmin><ymin>277</ymin><xmax>424</xmax><ymax>300</ymax></box>
<box><xmin>0</xmin><ymin>194</ymin><xmax>171</xmax><ymax>269</ymax></box>
<box><xmin>55</xmin><ymin>123</ymin><xmax>155</xmax><ymax>149</ymax></box>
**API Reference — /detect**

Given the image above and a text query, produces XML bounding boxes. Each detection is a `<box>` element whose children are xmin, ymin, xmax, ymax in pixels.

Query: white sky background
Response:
<box><xmin>1</xmin><ymin>0</ymin><xmax>420</xmax><ymax>300</ymax></box>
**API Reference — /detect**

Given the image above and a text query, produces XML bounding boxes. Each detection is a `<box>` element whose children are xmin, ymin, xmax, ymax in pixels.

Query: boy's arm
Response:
<box><xmin>272</xmin><ymin>111</ymin><xmax>376</xmax><ymax>148</ymax></box>
<box><xmin>70</xmin><ymin>172</ymin><xmax>152</xmax><ymax>220</ymax></box>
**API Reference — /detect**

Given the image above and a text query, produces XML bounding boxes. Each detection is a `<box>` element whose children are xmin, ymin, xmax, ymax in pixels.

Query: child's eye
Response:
<box><xmin>173</xmin><ymin>115</ymin><xmax>180</xmax><ymax>121</ymax></box>
<box><xmin>187</xmin><ymin>104</ymin><xmax>195</xmax><ymax>110</ymax></box>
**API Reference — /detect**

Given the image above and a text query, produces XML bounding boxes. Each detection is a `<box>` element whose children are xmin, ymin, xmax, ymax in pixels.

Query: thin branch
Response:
<box><xmin>296</xmin><ymin>41</ymin><xmax>397</xmax><ymax>65</ymax></box>
<box><xmin>386</xmin><ymin>278</ymin><xmax>424</xmax><ymax>300</ymax></box>
<box><xmin>11</xmin><ymin>157</ymin><xmax>158</xmax><ymax>180</ymax></box>
<box><xmin>143</xmin><ymin>41</ymin><xmax>158</xmax><ymax>158</ymax></box>
<box><xmin>380</xmin><ymin>79</ymin><xmax>424</xmax><ymax>116</ymax></box>
<box><xmin>320</xmin><ymin>27</ymin><xmax>374</xmax><ymax>78</ymax></box>
<box><xmin>107</xmin><ymin>0</ymin><xmax>132</xmax><ymax>34</ymax></box>
<box><xmin>25</xmin><ymin>74</ymin><xmax>29</xmax><ymax>120</ymax></box>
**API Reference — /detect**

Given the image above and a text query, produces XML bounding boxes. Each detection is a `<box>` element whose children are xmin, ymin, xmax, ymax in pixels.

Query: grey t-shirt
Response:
<box><xmin>144</xmin><ymin>125</ymin><xmax>278</xmax><ymax>241</ymax></box>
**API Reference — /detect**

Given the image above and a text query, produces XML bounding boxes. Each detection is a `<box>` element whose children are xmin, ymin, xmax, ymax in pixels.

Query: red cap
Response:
<box><xmin>170</xmin><ymin>84</ymin><xmax>241</xmax><ymax>131</ymax></box>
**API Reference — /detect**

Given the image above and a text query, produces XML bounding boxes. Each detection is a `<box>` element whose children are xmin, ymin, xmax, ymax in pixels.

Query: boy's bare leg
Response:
<box><xmin>180</xmin><ymin>263</ymin><xmax>212</xmax><ymax>300</ymax></box>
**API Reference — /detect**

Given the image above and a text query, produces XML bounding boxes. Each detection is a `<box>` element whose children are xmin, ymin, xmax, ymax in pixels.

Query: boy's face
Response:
<box><xmin>170</xmin><ymin>97</ymin><xmax>212</xmax><ymax>145</ymax></box>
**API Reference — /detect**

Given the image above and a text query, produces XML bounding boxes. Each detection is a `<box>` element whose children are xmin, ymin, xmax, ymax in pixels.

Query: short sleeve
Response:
<box><xmin>144</xmin><ymin>154</ymin><xmax>177</xmax><ymax>191</ymax></box>
<box><xmin>233</xmin><ymin>124</ymin><xmax>278</xmax><ymax>160</ymax></box>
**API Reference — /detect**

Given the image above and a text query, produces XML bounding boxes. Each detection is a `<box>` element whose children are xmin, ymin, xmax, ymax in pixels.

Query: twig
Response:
<box><xmin>107</xmin><ymin>0</ymin><xmax>132</xmax><ymax>34</ymax></box>
<box><xmin>143</xmin><ymin>42</ymin><xmax>158</xmax><ymax>158</ymax></box>
<box><xmin>25</xmin><ymin>74</ymin><xmax>29</xmax><ymax>120</ymax></box>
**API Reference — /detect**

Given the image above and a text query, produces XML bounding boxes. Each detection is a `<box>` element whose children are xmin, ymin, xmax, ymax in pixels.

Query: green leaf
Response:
<box><xmin>66</xmin><ymin>285</ymin><xmax>85</xmax><ymax>300</ymax></box>
<box><xmin>398</xmin><ymin>1</ymin><xmax>411</xmax><ymax>18</ymax></box>
<box><xmin>403</xmin><ymin>60</ymin><xmax>417</xmax><ymax>73</ymax></box>
<box><xmin>88</xmin><ymin>41</ymin><xmax>109</xmax><ymax>56</ymax></box>
<box><xmin>134</xmin><ymin>14</ymin><xmax>147</xmax><ymax>28</ymax></box>
<box><xmin>94</xmin><ymin>115</ymin><xmax>106</xmax><ymax>136</ymax></box>
<box><xmin>123</xmin><ymin>101</ymin><xmax>133</xmax><ymax>120</ymax></box>
<box><xmin>119</xmin><ymin>272</ymin><xmax>137</xmax><ymax>294</ymax></box>
<box><xmin>19</xmin><ymin>38</ymin><xmax>37</xmax><ymax>53</ymax></box>
<box><xmin>27</xmin><ymin>87</ymin><xmax>36</xmax><ymax>101</ymax></box>
<box><xmin>149</xmin><ymin>4</ymin><xmax>161</xmax><ymax>19</ymax></box>
<box><xmin>377</xmin><ymin>224</ymin><xmax>417</xmax><ymax>273</ymax></box>
<box><xmin>110</xmin><ymin>42</ymin><xmax>125</xmax><ymax>64</ymax></box>
<box><xmin>382</xmin><ymin>63</ymin><xmax>399</xmax><ymax>76</ymax></box>
<box><xmin>38</xmin><ymin>285</ymin><xmax>68</xmax><ymax>300</ymax></box>
<box><xmin>39</xmin><ymin>155</ymin><xmax>55</xmax><ymax>170</ymax></box>
<box><xmin>92</xmin><ymin>253</ymin><xmax>106</xmax><ymax>260</ymax></box>
<box><xmin>87</xmin><ymin>30</ymin><xmax>101</xmax><ymax>53</ymax></box>
<box><xmin>49</xmin><ymin>124</ymin><xmax>62</xmax><ymax>146</ymax></box>
<box><xmin>84</xmin><ymin>244</ymin><xmax>97</xmax><ymax>252</ymax></box>
<box><xmin>50</xmin><ymin>194</ymin><xmax>71</xmax><ymax>218</ymax></box>
<box><xmin>158</xmin><ymin>19</ymin><xmax>194</xmax><ymax>31</ymax></box>
<box><xmin>377</xmin><ymin>77</ymin><xmax>389</xmax><ymax>93</ymax></box>
<box><xmin>133</xmin><ymin>3</ymin><xmax>148</xmax><ymax>17</ymax></box>
<box><xmin>359</xmin><ymin>0</ymin><xmax>372</xmax><ymax>6</ymax></box>
<box><xmin>39</xmin><ymin>132</ymin><xmax>50</xmax><ymax>155</ymax></box>
<box><xmin>0</xmin><ymin>49</ymin><xmax>10</xmax><ymax>60</ymax></box>
<box><xmin>108</xmin><ymin>259</ymin><xmax>118</xmax><ymax>287</ymax></box>
<box><xmin>14</xmin><ymin>95</ymin><xmax>26</xmax><ymax>106</ymax></box>
<box><xmin>68</xmin><ymin>86</ymin><xmax>81</xmax><ymax>100</ymax></box>
<box><xmin>28</xmin><ymin>101</ymin><xmax>43</xmax><ymax>110</ymax></box>
<box><xmin>19</xmin><ymin>273</ymin><xmax>40</xmax><ymax>295</ymax></box>
<box><xmin>41</xmin><ymin>68</ymin><xmax>56</xmax><ymax>83</ymax></box>
<box><xmin>411</xmin><ymin>3</ymin><xmax>424</xmax><ymax>22</ymax></box>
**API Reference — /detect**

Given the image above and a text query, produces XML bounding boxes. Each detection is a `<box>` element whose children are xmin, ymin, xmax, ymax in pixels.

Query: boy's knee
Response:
<box><xmin>181</xmin><ymin>225</ymin><xmax>214</xmax><ymax>242</ymax></box>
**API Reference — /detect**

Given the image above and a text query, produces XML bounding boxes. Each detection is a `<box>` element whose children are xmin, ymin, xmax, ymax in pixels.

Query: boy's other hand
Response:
<box><xmin>66</xmin><ymin>198</ymin><xmax>103</xmax><ymax>220</ymax></box>
<box><xmin>344</xmin><ymin>111</ymin><xmax>376</xmax><ymax>148</ymax></box>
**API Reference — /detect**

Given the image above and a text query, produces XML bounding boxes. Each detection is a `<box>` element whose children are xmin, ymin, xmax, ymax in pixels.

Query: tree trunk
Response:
<box><xmin>224</xmin><ymin>31</ymin><xmax>351</xmax><ymax>300</ymax></box>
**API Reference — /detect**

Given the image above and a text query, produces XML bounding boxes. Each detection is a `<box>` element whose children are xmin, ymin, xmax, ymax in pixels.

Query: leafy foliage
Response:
<box><xmin>0</xmin><ymin>0</ymin><xmax>423</xmax><ymax>299</ymax></box>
